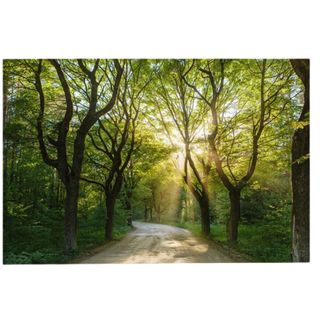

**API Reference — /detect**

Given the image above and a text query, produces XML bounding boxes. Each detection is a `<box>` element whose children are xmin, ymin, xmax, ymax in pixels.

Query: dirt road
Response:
<box><xmin>79</xmin><ymin>221</ymin><xmax>238</xmax><ymax>263</ymax></box>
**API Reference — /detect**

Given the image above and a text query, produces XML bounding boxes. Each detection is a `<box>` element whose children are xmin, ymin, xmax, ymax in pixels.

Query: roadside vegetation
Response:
<box><xmin>3</xmin><ymin>59</ymin><xmax>309</xmax><ymax>263</ymax></box>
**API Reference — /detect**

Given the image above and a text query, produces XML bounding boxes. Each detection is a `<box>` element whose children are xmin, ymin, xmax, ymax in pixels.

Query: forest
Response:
<box><xmin>2</xmin><ymin>59</ymin><xmax>309</xmax><ymax>263</ymax></box>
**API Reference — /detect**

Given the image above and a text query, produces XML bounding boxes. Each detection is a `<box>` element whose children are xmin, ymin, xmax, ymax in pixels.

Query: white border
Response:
<box><xmin>1</xmin><ymin>1</ymin><xmax>319</xmax><ymax>320</ymax></box>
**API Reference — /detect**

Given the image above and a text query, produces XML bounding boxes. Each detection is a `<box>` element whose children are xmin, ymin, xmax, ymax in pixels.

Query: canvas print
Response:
<box><xmin>2</xmin><ymin>59</ymin><xmax>309</xmax><ymax>263</ymax></box>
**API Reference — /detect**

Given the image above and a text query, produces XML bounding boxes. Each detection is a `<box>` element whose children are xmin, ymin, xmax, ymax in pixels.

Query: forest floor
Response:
<box><xmin>74</xmin><ymin>221</ymin><xmax>248</xmax><ymax>263</ymax></box>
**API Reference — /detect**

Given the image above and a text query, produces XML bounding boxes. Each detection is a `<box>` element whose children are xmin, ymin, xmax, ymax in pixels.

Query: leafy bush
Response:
<box><xmin>4</xmin><ymin>199</ymin><xmax>132</xmax><ymax>264</ymax></box>
<box><xmin>241</xmin><ymin>181</ymin><xmax>291</xmax><ymax>225</ymax></box>
<box><xmin>4</xmin><ymin>250</ymin><xmax>65</xmax><ymax>264</ymax></box>
<box><xmin>4</xmin><ymin>252</ymin><xmax>32</xmax><ymax>264</ymax></box>
<box><xmin>211</xmin><ymin>223</ymin><xmax>291</xmax><ymax>262</ymax></box>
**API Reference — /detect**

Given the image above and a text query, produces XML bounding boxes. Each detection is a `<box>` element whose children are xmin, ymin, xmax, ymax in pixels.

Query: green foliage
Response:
<box><xmin>175</xmin><ymin>222</ymin><xmax>202</xmax><ymax>237</ymax></box>
<box><xmin>211</xmin><ymin>223</ymin><xmax>291</xmax><ymax>262</ymax></box>
<box><xmin>3</xmin><ymin>59</ymin><xmax>301</xmax><ymax>263</ymax></box>
<box><xmin>292</xmin><ymin>153</ymin><xmax>309</xmax><ymax>165</ymax></box>
<box><xmin>4</xmin><ymin>250</ymin><xmax>66</xmax><ymax>264</ymax></box>
<box><xmin>241</xmin><ymin>182</ymin><xmax>291</xmax><ymax>224</ymax></box>
<box><xmin>4</xmin><ymin>208</ymin><xmax>65</xmax><ymax>264</ymax></box>
<box><xmin>3</xmin><ymin>201</ymin><xmax>131</xmax><ymax>264</ymax></box>
<box><xmin>178</xmin><ymin>221</ymin><xmax>291</xmax><ymax>262</ymax></box>
<box><xmin>237</xmin><ymin>224</ymin><xmax>291</xmax><ymax>262</ymax></box>
<box><xmin>292</xmin><ymin>120</ymin><xmax>309</xmax><ymax>130</ymax></box>
<box><xmin>77</xmin><ymin>202</ymin><xmax>130</xmax><ymax>251</ymax></box>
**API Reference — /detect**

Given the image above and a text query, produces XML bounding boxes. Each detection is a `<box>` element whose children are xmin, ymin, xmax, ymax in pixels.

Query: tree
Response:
<box><xmin>82</xmin><ymin>60</ymin><xmax>149</xmax><ymax>239</ymax></box>
<box><xmin>32</xmin><ymin>59</ymin><xmax>123</xmax><ymax>252</ymax></box>
<box><xmin>290</xmin><ymin>59</ymin><xmax>310</xmax><ymax>262</ymax></box>
<box><xmin>82</xmin><ymin>103</ymin><xmax>138</xmax><ymax>239</ymax></box>
<box><xmin>153</xmin><ymin>60</ymin><xmax>212</xmax><ymax>236</ymax></box>
<box><xmin>184</xmin><ymin>59</ymin><xmax>294</xmax><ymax>243</ymax></box>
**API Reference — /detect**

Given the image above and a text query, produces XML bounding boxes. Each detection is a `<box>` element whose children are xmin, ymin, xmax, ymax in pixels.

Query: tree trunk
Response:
<box><xmin>56</xmin><ymin>173</ymin><xmax>61</xmax><ymax>204</ymax></box>
<box><xmin>144</xmin><ymin>207</ymin><xmax>148</xmax><ymax>222</ymax></box>
<box><xmin>144</xmin><ymin>200</ymin><xmax>148</xmax><ymax>222</ymax></box>
<box><xmin>227</xmin><ymin>189</ymin><xmax>241</xmax><ymax>245</ymax></box>
<box><xmin>125</xmin><ymin>191</ymin><xmax>133</xmax><ymax>227</ymax></box>
<box><xmin>199</xmin><ymin>196</ymin><xmax>210</xmax><ymax>237</ymax></box>
<box><xmin>105</xmin><ymin>196</ymin><xmax>116</xmax><ymax>240</ymax></box>
<box><xmin>3</xmin><ymin>73</ymin><xmax>8</xmax><ymax>215</ymax></box>
<box><xmin>184</xmin><ymin>194</ymin><xmax>189</xmax><ymax>223</ymax></box>
<box><xmin>62</xmin><ymin>133</ymin><xmax>86</xmax><ymax>253</ymax></box>
<box><xmin>64</xmin><ymin>178</ymin><xmax>79</xmax><ymax>252</ymax></box>
<box><xmin>290</xmin><ymin>59</ymin><xmax>310</xmax><ymax>262</ymax></box>
<box><xmin>292</xmin><ymin>136</ymin><xmax>309</xmax><ymax>261</ymax></box>
<box><xmin>291</xmin><ymin>59</ymin><xmax>310</xmax><ymax>262</ymax></box>
<box><xmin>3</xmin><ymin>69</ymin><xmax>8</xmax><ymax>127</ymax></box>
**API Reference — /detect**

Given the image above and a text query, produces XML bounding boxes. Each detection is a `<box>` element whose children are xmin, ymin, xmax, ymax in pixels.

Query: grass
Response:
<box><xmin>175</xmin><ymin>221</ymin><xmax>203</xmax><ymax>236</ymax></box>
<box><xmin>175</xmin><ymin>222</ymin><xmax>292</xmax><ymax>262</ymax></box>
<box><xmin>4</xmin><ymin>207</ymin><xmax>291</xmax><ymax>263</ymax></box>
<box><xmin>3</xmin><ymin>220</ymin><xmax>131</xmax><ymax>264</ymax></box>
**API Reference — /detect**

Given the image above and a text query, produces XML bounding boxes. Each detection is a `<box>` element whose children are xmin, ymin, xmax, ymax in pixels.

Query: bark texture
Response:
<box><xmin>105</xmin><ymin>196</ymin><xmax>117</xmax><ymax>241</ymax></box>
<box><xmin>199</xmin><ymin>195</ymin><xmax>210</xmax><ymax>236</ymax></box>
<box><xmin>34</xmin><ymin>59</ymin><xmax>123</xmax><ymax>252</ymax></box>
<box><xmin>290</xmin><ymin>59</ymin><xmax>310</xmax><ymax>262</ymax></box>
<box><xmin>227</xmin><ymin>189</ymin><xmax>241</xmax><ymax>245</ymax></box>
<box><xmin>184</xmin><ymin>59</ymin><xmax>286</xmax><ymax>244</ymax></box>
<box><xmin>83</xmin><ymin>62</ymin><xmax>142</xmax><ymax>240</ymax></box>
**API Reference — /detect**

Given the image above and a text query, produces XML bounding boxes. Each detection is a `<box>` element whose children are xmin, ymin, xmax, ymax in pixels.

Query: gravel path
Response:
<box><xmin>79</xmin><ymin>221</ymin><xmax>237</xmax><ymax>263</ymax></box>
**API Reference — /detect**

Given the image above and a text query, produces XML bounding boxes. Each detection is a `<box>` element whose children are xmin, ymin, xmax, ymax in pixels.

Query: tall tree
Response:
<box><xmin>82</xmin><ymin>60</ymin><xmax>149</xmax><ymax>239</ymax></box>
<box><xmin>290</xmin><ymin>59</ymin><xmax>310</xmax><ymax>262</ymax></box>
<box><xmin>153</xmin><ymin>60</ymin><xmax>211</xmax><ymax>236</ymax></box>
<box><xmin>32</xmin><ymin>59</ymin><xmax>123</xmax><ymax>252</ymax></box>
<box><xmin>184</xmin><ymin>59</ymin><xmax>293</xmax><ymax>243</ymax></box>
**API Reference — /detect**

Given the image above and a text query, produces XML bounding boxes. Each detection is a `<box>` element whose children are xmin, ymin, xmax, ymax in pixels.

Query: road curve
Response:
<box><xmin>79</xmin><ymin>221</ymin><xmax>236</xmax><ymax>263</ymax></box>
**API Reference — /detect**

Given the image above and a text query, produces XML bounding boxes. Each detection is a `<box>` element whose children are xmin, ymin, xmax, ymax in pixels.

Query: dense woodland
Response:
<box><xmin>2</xmin><ymin>59</ymin><xmax>309</xmax><ymax>263</ymax></box>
